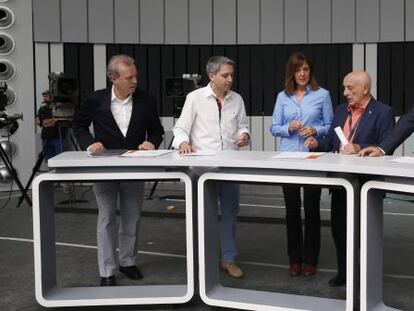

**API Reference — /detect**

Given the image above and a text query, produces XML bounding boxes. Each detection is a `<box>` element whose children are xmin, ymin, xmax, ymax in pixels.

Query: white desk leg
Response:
<box><xmin>33</xmin><ymin>171</ymin><xmax>194</xmax><ymax>307</ymax></box>
<box><xmin>201</xmin><ymin>181</ymin><xmax>220</xmax><ymax>292</ymax></box>
<box><xmin>361</xmin><ymin>181</ymin><xmax>405</xmax><ymax>311</ymax></box>
<box><xmin>37</xmin><ymin>182</ymin><xmax>57</xmax><ymax>294</ymax></box>
<box><xmin>199</xmin><ymin>172</ymin><xmax>355</xmax><ymax>311</ymax></box>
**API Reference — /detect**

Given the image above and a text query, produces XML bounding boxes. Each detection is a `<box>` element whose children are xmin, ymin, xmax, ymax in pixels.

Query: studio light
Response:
<box><xmin>0</xmin><ymin>33</ymin><xmax>14</xmax><ymax>54</ymax></box>
<box><xmin>0</xmin><ymin>59</ymin><xmax>15</xmax><ymax>80</ymax></box>
<box><xmin>0</xmin><ymin>164</ymin><xmax>11</xmax><ymax>182</ymax></box>
<box><xmin>3</xmin><ymin>85</ymin><xmax>15</xmax><ymax>106</ymax></box>
<box><xmin>0</xmin><ymin>6</ymin><xmax>14</xmax><ymax>29</ymax></box>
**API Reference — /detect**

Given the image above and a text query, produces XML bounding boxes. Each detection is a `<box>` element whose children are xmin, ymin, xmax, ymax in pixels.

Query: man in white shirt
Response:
<box><xmin>73</xmin><ymin>55</ymin><xmax>164</xmax><ymax>286</ymax></box>
<box><xmin>173</xmin><ymin>56</ymin><xmax>250</xmax><ymax>278</ymax></box>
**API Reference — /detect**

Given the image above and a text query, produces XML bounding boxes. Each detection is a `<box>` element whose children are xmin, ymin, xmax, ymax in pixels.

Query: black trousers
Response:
<box><xmin>282</xmin><ymin>185</ymin><xmax>321</xmax><ymax>265</ymax></box>
<box><xmin>330</xmin><ymin>188</ymin><xmax>347</xmax><ymax>278</ymax></box>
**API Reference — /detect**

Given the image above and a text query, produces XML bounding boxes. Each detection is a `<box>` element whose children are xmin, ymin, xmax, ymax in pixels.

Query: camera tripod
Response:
<box><xmin>0</xmin><ymin>140</ymin><xmax>32</xmax><ymax>206</ymax></box>
<box><xmin>16</xmin><ymin>123</ymin><xmax>79</xmax><ymax>208</ymax></box>
<box><xmin>146</xmin><ymin>138</ymin><xmax>174</xmax><ymax>200</ymax></box>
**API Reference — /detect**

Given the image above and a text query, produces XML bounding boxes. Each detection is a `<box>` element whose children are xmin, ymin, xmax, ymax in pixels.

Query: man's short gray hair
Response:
<box><xmin>106</xmin><ymin>55</ymin><xmax>135</xmax><ymax>80</ymax></box>
<box><xmin>206</xmin><ymin>56</ymin><xmax>235</xmax><ymax>76</ymax></box>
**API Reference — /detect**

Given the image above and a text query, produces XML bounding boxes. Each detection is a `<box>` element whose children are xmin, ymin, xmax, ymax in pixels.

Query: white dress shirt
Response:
<box><xmin>111</xmin><ymin>85</ymin><xmax>133</xmax><ymax>137</ymax></box>
<box><xmin>172</xmin><ymin>83</ymin><xmax>249</xmax><ymax>151</ymax></box>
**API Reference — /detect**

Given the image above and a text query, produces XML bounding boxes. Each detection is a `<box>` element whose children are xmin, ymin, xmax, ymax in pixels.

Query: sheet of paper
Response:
<box><xmin>271</xmin><ymin>152</ymin><xmax>325</xmax><ymax>159</ymax></box>
<box><xmin>179</xmin><ymin>150</ymin><xmax>217</xmax><ymax>156</ymax></box>
<box><xmin>389</xmin><ymin>157</ymin><xmax>414</xmax><ymax>164</ymax></box>
<box><xmin>120</xmin><ymin>150</ymin><xmax>174</xmax><ymax>157</ymax></box>
<box><xmin>334</xmin><ymin>126</ymin><xmax>348</xmax><ymax>146</ymax></box>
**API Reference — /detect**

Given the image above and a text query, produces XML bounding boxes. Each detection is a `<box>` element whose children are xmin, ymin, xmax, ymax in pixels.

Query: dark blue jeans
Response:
<box><xmin>42</xmin><ymin>138</ymin><xmax>66</xmax><ymax>160</ymax></box>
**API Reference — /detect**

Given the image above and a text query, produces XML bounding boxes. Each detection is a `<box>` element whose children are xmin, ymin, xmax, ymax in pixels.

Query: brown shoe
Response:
<box><xmin>221</xmin><ymin>261</ymin><xmax>244</xmax><ymax>278</ymax></box>
<box><xmin>303</xmin><ymin>264</ymin><xmax>317</xmax><ymax>277</ymax></box>
<box><xmin>288</xmin><ymin>263</ymin><xmax>302</xmax><ymax>276</ymax></box>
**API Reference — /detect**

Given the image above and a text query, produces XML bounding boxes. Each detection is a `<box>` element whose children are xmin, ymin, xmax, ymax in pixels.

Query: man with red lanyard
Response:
<box><xmin>304</xmin><ymin>71</ymin><xmax>395</xmax><ymax>287</ymax></box>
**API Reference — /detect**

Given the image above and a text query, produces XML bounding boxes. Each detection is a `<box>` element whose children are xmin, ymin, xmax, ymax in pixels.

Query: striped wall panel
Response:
<box><xmin>32</xmin><ymin>42</ymin><xmax>414</xmax><ymax>155</ymax></box>
<box><xmin>63</xmin><ymin>44</ymin><xmax>352</xmax><ymax>118</ymax></box>
<box><xmin>33</xmin><ymin>0</ymin><xmax>414</xmax><ymax>45</ymax></box>
<box><xmin>60</xmin><ymin>43</ymin><xmax>351</xmax><ymax>152</ymax></box>
<box><xmin>58</xmin><ymin>42</ymin><xmax>414</xmax><ymax>153</ymax></box>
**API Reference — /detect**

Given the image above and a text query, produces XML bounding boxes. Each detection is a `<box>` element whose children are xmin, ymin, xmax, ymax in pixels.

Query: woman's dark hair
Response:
<box><xmin>284</xmin><ymin>52</ymin><xmax>319</xmax><ymax>94</ymax></box>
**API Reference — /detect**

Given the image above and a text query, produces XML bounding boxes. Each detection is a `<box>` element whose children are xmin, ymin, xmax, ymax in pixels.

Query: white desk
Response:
<box><xmin>39</xmin><ymin>151</ymin><xmax>414</xmax><ymax>310</ymax></box>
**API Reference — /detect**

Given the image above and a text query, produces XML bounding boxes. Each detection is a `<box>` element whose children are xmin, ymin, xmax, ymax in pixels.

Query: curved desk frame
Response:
<box><xmin>39</xmin><ymin>151</ymin><xmax>414</xmax><ymax>310</ymax></box>
<box><xmin>32</xmin><ymin>171</ymin><xmax>194</xmax><ymax>307</ymax></box>
<box><xmin>361</xmin><ymin>179</ymin><xmax>413</xmax><ymax>311</ymax></box>
<box><xmin>198</xmin><ymin>171</ymin><xmax>357</xmax><ymax>311</ymax></box>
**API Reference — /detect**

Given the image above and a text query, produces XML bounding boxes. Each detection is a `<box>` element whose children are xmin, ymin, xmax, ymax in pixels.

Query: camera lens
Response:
<box><xmin>0</xmin><ymin>33</ymin><xmax>14</xmax><ymax>54</ymax></box>
<box><xmin>0</xmin><ymin>60</ymin><xmax>15</xmax><ymax>80</ymax></box>
<box><xmin>60</xmin><ymin>81</ymin><xmax>75</xmax><ymax>95</ymax></box>
<box><xmin>166</xmin><ymin>78</ymin><xmax>184</xmax><ymax>97</ymax></box>
<box><xmin>0</xmin><ymin>7</ymin><xmax>14</xmax><ymax>29</ymax></box>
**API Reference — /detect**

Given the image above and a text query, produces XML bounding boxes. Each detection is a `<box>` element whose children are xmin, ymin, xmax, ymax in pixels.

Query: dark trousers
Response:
<box><xmin>331</xmin><ymin>188</ymin><xmax>347</xmax><ymax>278</ymax></box>
<box><xmin>42</xmin><ymin>138</ymin><xmax>66</xmax><ymax>160</ymax></box>
<box><xmin>282</xmin><ymin>185</ymin><xmax>321</xmax><ymax>265</ymax></box>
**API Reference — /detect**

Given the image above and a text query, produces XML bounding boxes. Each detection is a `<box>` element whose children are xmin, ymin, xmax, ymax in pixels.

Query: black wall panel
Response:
<box><xmin>238</xmin><ymin>46</ymin><xmax>251</xmax><ymax>115</ymax></box>
<box><xmin>161</xmin><ymin>46</ymin><xmax>174</xmax><ymax>117</ymax></box>
<box><xmin>147</xmin><ymin>46</ymin><xmax>162</xmax><ymax>115</ymax></box>
<box><xmin>262</xmin><ymin>46</ymin><xmax>278</xmax><ymax>116</ymax></box>
<box><xmin>251</xmin><ymin>46</ymin><xmax>264</xmax><ymax>116</ymax></box>
<box><xmin>405</xmin><ymin>43</ymin><xmax>414</xmax><ymax>114</ymax></box>
<box><xmin>134</xmin><ymin>45</ymin><xmax>148</xmax><ymax>91</ymax></box>
<box><xmin>64</xmin><ymin>43</ymin><xmax>352</xmax><ymax>117</ymax></box>
<box><xmin>378</xmin><ymin>42</ymin><xmax>414</xmax><ymax>115</ymax></box>
<box><xmin>63</xmin><ymin>43</ymin><xmax>94</xmax><ymax>105</ymax></box>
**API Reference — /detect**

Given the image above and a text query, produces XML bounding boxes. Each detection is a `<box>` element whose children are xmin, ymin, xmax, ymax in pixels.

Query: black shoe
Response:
<box><xmin>100</xmin><ymin>275</ymin><xmax>116</xmax><ymax>286</ymax></box>
<box><xmin>329</xmin><ymin>275</ymin><xmax>346</xmax><ymax>287</ymax></box>
<box><xmin>119</xmin><ymin>265</ymin><xmax>143</xmax><ymax>280</ymax></box>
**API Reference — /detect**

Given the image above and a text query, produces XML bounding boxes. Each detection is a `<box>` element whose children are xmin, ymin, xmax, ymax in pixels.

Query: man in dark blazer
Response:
<box><xmin>360</xmin><ymin>104</ymin><xmax>414</xmax><ymax>156</ymax></box>
<box><xmin>305</xmin><ymin>71</ymin><xmax>395</xmax><ymax>286</ymax></box>
<box><xmin>72</xmin><ymin>55</ymin><xmax>164</xmax><ymax>286</ymax></box>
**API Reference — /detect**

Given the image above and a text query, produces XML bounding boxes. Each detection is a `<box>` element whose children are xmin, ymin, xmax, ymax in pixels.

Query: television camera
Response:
<box><xmin>165</xmin><ymin>73</ymin><xmax>202</xmax><ymax>118</ymax></box>
<box><xmin>47</xmin><ymin>72</ymin><xmax>79</xmax><ymax>121</ymax></box>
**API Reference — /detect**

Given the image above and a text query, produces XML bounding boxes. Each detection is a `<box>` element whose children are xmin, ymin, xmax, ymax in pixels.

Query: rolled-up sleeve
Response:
<box><xmin>237</xmin><ymin>97</ymin><xmax>250</xmax><ymax>137</ymax></box>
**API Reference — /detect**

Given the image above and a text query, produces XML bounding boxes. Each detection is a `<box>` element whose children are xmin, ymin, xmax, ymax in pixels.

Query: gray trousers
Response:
<box><xmin>93</xmin><ymin>181</ymin><xmax>144</xmax><ymax>277</ymax></box>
